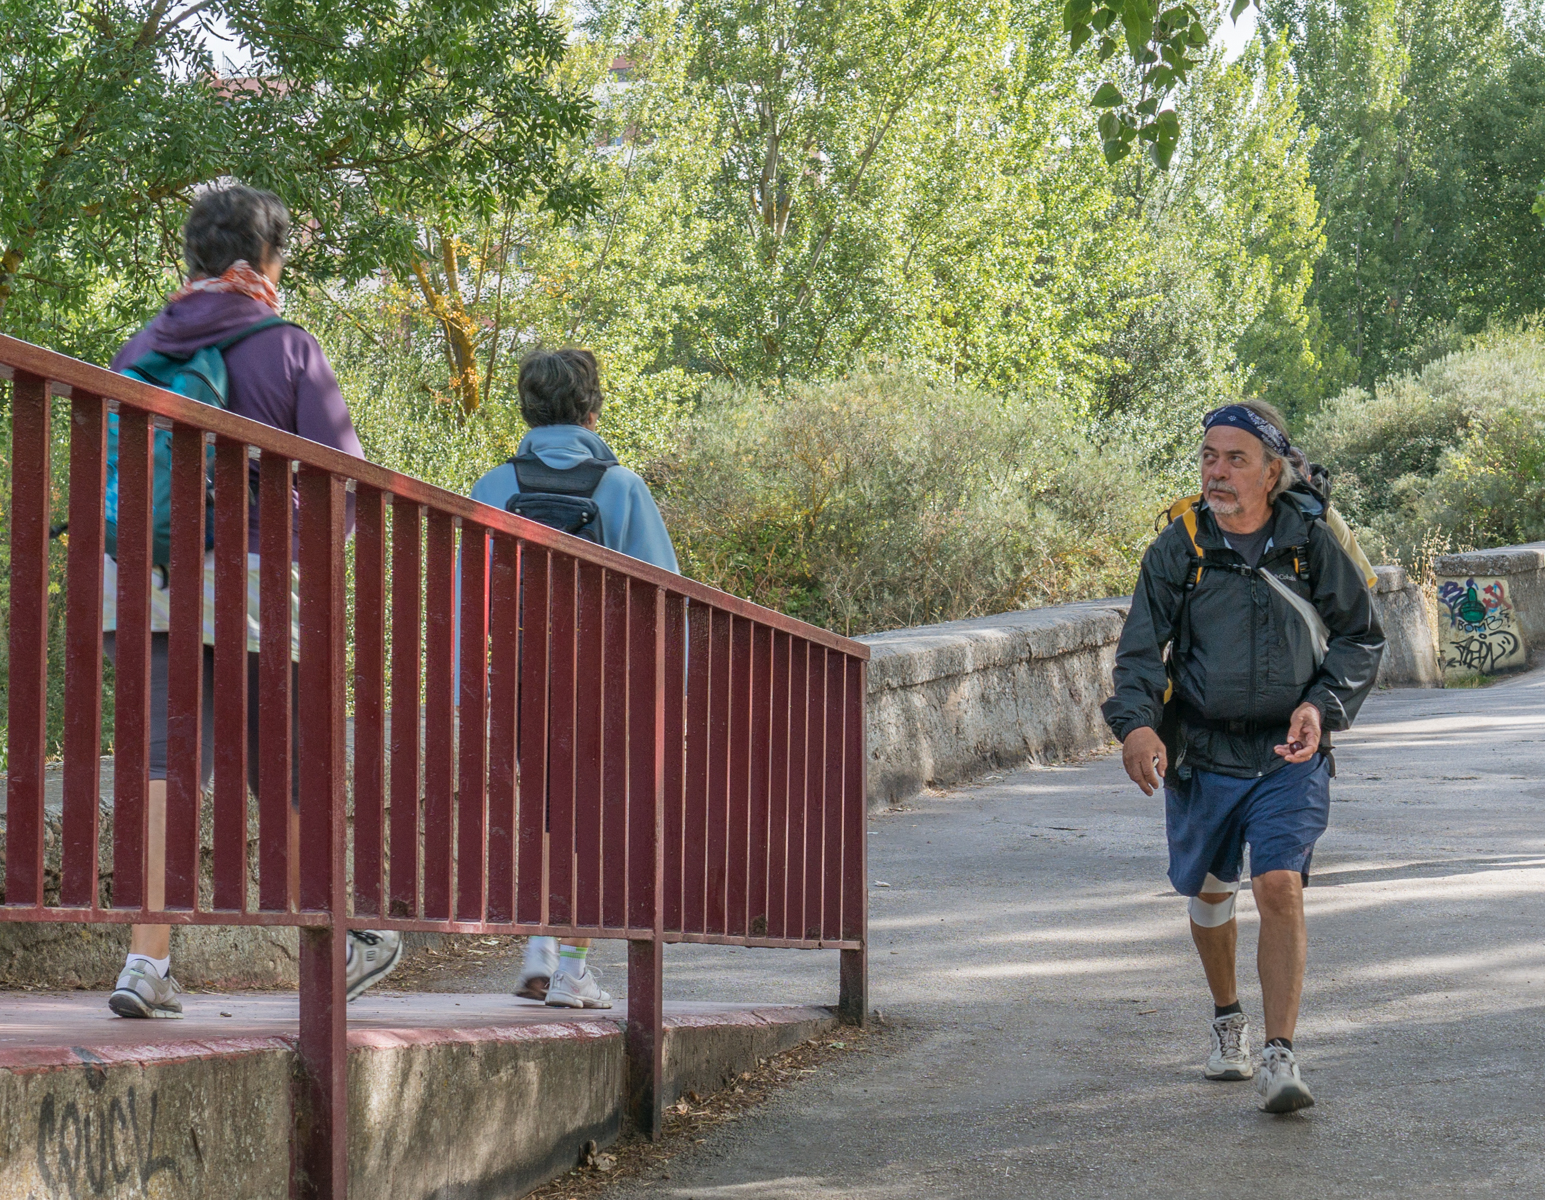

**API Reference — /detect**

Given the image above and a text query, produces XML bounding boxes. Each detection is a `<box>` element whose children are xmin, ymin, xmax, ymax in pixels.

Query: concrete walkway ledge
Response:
<box><xmin>0</xmin><ymin>992</ymin><xmax>835</xmax><ymax>1199</ymax></box>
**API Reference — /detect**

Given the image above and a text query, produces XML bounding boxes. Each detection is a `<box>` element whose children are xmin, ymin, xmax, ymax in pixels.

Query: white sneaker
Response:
<box><xmin>1256</xmin><ymin>1043</ymin><xmax>1315</xmax><ymax>1113</ymax></box>
<box><xmin>108</xmin><ymin>961</ymin><xmax>183</xmax><ymax>1018</ymax></box>
<box><xmin>1205</xmin><ymin>1012</ymin><xmax>1254</xmax><ymax>1081</ymax></box>
<box><xmin>545</xmin><ymin>966</ymin><xmax>613</xmax><ymax>1009</ymax></box>
<box><xmin>345</xmin><ymin>930</ymin><xmax>403</xmax><ymax>1001</ymax></box>
<box><xmin>515</xmin><ymin>936</ymin><xmax>559</xmax><ymax>1001</ymax></box>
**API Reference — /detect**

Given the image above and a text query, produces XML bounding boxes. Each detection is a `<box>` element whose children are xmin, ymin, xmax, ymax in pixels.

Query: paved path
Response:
<box><xmin>604</xmin><ymin>668</ymin><xmax>1545</xmax><ymax>1199</ymax></box>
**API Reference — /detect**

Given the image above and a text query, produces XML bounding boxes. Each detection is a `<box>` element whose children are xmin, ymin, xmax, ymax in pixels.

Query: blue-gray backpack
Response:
<box><xmin>105</xmin><ymin>316</ymin><xmax>291</xmax><ymax>565</ymax></box>
<box><xmin>503</xmin><ymin>451</ymin><xmax>612</xmax><ymax>545</ymax></box>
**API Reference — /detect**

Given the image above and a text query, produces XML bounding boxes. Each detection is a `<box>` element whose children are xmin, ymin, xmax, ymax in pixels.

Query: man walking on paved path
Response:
<box><xmin>1102</xmin><ymin>400</ymin><xmax>1384</xmax><ymax>1112</ymax></box>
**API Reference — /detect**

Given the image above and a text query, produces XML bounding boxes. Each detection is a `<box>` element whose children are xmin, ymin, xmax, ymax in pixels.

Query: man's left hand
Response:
<box><xmin>1274</xmin><ymin>702</ymin><xmax>1322</xmax><ymax>763</ymax></box>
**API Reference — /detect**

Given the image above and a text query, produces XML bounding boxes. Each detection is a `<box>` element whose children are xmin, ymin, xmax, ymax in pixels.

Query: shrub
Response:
<box><xmin>1301</xmin><ymin>319</ymin><xmax>1545</xmax><ymax>564</ymax></box>
<box><xmin>649</xmin><ymin>367</ymin><xmax>1172</xmax><ymax>636</ymax></box>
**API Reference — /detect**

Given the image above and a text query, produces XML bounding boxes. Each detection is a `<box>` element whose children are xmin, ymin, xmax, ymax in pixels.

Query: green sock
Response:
<box><xmin>558</xmin><ymin>945</ymin><xmax>588</xmax><ymax>979</ymax></box>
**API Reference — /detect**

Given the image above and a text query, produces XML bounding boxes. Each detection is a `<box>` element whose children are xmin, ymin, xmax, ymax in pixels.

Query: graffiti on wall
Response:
<box><xmin>1437</xmin><ymin>575</ymin><xmax>1527</xmax><ymax>676</ymax></box>
<box><xmin>33</xmin><ymin>1079</ymin><xmax>181</xmax><ymax>1200</ymax></box>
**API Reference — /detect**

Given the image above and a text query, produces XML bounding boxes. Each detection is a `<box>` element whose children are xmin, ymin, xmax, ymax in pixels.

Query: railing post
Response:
<box><xmin>5</xmin><ymin>372</ymin><xmax>50</xmax><ymax>908</ymax></box>
<box><xmin>626</xmin><ymin>585</ymin><xmax>667</xmax><ymax>1138</ymax></box>
<box><xmin>294</xmin><ymin>467</ymin><xmax>348</xmax><ymax>1200</ymax></box>
<box><xmin>838</xmin><ymin>658</ymin><xmax>868</xmax><ymax>1027</ymax></box>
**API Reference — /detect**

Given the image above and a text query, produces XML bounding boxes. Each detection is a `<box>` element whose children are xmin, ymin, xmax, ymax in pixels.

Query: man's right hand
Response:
<box><xmin>1121</xmin><ymin>726</ymin><xmax>1168</xmax><ymax>796</ymax></box>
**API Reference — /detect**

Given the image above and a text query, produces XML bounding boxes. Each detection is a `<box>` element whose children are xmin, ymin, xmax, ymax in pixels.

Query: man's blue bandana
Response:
<box><xmin>1202</xmin><ymin>404</ymin><xmax>1291</xmax><ymax>457</ymax></box>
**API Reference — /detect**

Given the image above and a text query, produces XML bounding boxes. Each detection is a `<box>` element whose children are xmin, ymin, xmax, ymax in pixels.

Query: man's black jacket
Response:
<box><xmin>1101</xmin><ymin>495</ymin><xmax>1386</xmax><ymax>779</ymax></box>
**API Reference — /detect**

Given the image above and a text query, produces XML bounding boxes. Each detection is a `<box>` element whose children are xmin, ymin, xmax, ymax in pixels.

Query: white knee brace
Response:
<box><xmin>1187</xmin><ymin>874</ymin><xmax>1240</xmax><ymax>928</ymax></box>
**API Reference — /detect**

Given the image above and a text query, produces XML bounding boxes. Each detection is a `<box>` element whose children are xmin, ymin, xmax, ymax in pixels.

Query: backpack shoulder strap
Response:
<box><xmin>1157</xmin><ymin>494</ymin><xmax>1206</xmax><ymax>588</ymax></box>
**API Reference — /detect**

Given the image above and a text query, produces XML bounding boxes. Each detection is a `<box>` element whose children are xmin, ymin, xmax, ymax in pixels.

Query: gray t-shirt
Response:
<box><xmin>1223</xmin><ymin>515</ymin><xmax>1275</xmax><ymax>568</ymax></box>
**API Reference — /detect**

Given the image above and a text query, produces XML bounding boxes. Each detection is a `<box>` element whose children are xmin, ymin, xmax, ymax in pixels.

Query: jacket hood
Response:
<box><xmin>142</xmin><ymin>291</ymin><xmax>283</xmax><ymax>357</ymax></box>
<box><xmin>515</xmin><ymin>424</ymin><xmax>620</xmax><ymax>471</ymax></box>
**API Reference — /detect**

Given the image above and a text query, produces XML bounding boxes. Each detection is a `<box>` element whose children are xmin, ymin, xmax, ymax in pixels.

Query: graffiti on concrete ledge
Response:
<box><xmin>34</xmin><ymin>1084</ymin><xmax>180</xmax><ymax>1199</ymax></box>
<box><xmin>1437</xmin><ymin>575</ymin><xmax>1527</xmax><ymax>675</ymax></box>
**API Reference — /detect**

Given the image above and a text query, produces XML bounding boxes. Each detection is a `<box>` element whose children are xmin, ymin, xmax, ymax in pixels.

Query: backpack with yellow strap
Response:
<box><xmin>1153</xmin><ymin>480</ymin><xmax>1375</xmax><ymax>758</ymax></box>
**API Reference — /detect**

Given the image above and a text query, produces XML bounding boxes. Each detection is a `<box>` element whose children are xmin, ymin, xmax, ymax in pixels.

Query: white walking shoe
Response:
<box><xmin>345</xmin><ymin>930</ymin><xmax>403</xmax><ymax>1001</ymax></box>
<box><xmin>545</xmin><ymin>966</ymin><xmax>613</xmax><ymax>1009</ymax></box>
<box><xmin>108</xmin><ymin>961</ymin><xmax>183</xmax><ymax>1019</ymax></box>
<box><xmin>515</xmin><ymin>936</ymin><xmax>560</xmax><ymax>1001</ymax></box>
<box><xmin>1256</xmin><ymin>1043</ymin><xmax>1314</xmax><ymax>1113</ymax></box>
<box><xmin>1205</xmin><ymin>1011</ymin><xmax>1254</xmax><ymax>1081</ymax></box>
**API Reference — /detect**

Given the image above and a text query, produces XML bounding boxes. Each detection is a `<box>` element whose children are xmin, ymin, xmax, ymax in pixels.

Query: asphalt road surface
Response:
<box><xmin>598</xmin><ymin>667</ymin><xmax>1545</xmax><ymax>1200</ymax></box>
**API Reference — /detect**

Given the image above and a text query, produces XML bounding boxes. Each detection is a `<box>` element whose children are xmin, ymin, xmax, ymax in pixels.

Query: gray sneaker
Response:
<box><xmin>108</xmin><ymin>961</ymin><xmax>183</xmax><ymax>1019</ymax></box>
<box><xmin>1257</xmin><ymin>1043</ymin><xmax>1315</xmax><ymax>1113</ymax></box>
<box><xmin>1205</xmin><ymin>1012</ymin><xmax>1254</xmax><ymax>1081</ymax></box>
<box><xmin>515</xmin><ymin>936</ymin><xmax>559</xmax><ymax>1001</ymax></box>
<box><xmin>345</xmin><ymin>930</ymin><xmax>403</xmax><ymax>1001</ymax></box>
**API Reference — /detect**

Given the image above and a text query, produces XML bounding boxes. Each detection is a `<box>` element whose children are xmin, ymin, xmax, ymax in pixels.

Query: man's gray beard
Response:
<box><xmin>1207</xmin><ymin>489</ymin><xmax>1242</xmax><ymax>516</ymax></box>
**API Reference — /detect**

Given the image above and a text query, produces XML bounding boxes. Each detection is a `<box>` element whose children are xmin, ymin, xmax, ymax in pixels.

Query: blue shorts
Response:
<box><xmin>1164</xmin><ymin>756</ymin><xmax>1332</xmax><ymax>896</ymax></box>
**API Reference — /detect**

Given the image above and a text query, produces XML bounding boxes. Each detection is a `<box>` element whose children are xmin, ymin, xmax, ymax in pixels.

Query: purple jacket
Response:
<box><xmin>111</xmin><ymin>291</ymin><xmax>364</xmax><ymax>551</ymax></box>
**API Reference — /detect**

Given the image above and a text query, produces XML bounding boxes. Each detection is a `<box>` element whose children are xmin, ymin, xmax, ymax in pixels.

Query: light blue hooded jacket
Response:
<box><xmin>457</xmin><ymin>425</ymin><xmax>679</xmax><ymax>690</ymax></box>
<box><xmin>469</xmin><ymin>424</ymin><xmax>678</xmax><ymax>572</ymax></box>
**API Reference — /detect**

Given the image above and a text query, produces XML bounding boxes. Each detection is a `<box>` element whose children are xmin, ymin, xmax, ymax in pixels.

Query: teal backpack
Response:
<box><xmin>105</xmin><ymin>316</ymin><xmax>291</xmax><ymax>565</ymax></box>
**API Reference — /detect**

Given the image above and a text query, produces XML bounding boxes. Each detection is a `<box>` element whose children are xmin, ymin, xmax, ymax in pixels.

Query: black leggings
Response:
<box><xmin>104</xmin><ymin>632</ymin><xmax>300</xmax><ymax>800</ymax></box>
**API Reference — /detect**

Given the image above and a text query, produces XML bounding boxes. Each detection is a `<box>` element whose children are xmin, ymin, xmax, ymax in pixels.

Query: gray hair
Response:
<box><xmin>183</xmin><ymin>184</ymin><xmax>289</xmax><ymax>279</ymax></box>
<box><xmin>518</xmin><ymin>348</ymin><xmax>604</xmax><ymax>427</ymax></box>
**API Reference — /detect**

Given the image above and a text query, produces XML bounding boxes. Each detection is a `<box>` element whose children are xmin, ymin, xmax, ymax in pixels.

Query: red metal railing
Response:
<box><xmin>0</xmin><ymin>333</ymin><xmax>869</xmax><ymax>1198</ymax></box>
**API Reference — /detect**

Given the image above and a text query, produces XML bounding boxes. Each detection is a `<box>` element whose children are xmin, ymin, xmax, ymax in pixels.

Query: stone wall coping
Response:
<box><xmin>858</xmin><ymin>597</ymin><xmax>1131</xmax><ymax>691</ymax></box>
<box><xmin>1372</xmin><ymin>564</ymin><xmax>1411</xmax><ymax>594</ymax></box>
<box><xmin>1433</xmin><ymin>542</ymin><xmax>1545</xmax><ymax>578</ymax></box>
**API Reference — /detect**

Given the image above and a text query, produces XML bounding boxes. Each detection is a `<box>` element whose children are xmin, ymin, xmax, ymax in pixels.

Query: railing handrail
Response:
<box><xmin>0</xmin><ymin>332</ymin><xmax>869</xmax><ymax>660</ymax></box>
<box><xmin>1</xmin><ymin>329</ymin><xmax>869</xmax><ymax>1196</ymax></box>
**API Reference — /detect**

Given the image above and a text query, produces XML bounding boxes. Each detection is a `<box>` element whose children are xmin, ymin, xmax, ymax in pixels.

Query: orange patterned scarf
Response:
<box><xmin>168</xmin><ymin>259</ymin><xmax>281</xmax><ymax>314</ymax></box>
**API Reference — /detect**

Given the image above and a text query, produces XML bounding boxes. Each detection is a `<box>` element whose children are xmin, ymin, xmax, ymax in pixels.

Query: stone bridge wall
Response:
<box><xmin>859</xmin><ymin>563</ymin><xmax>1441</xmax><ymax>807</ymax></box>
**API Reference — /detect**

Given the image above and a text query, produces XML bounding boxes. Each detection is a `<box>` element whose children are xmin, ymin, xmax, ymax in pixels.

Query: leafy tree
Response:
<box><xmin>0</xmin><ymin>0</ymin><xmax>595</xmax><ymax>366</ymax></box>
<box><xmin>1262</xmin><ymin>0</ymin><xmax>1545</xmax><ymax>387</ymax></box>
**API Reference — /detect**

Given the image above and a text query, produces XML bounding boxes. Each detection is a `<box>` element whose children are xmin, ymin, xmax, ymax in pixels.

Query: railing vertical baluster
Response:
<box><xmin>6</xmin><ymin>372</ymin><xmax>51</xmax><ymax>908</ymax></box>
<box><xmin>211</xmin><ymin>437</ymin><xmax>250</xmax><ymax>912</ymax></box>
<box><xmin>486</xmin><ymin>534</ymin><xmax>521</xmax><ymax>923</ymax></box>
<box><xmin>258</xmin><ymin>452</ymin><xmax>295</xmax><ymax>912</ymax></box>
<box><xmin>784</xmin><ymin>640</ymin><xmax>809</xmax><ymax>943</ymax></box>
<box><xmin>602</xmin><ymin>572</ymin><xmax>629</xmax><ymax>930</ymax></box>
<box><xmin>573</xmin><ymin>561</ymin><xmax>604</xmax><ymax>928</ymax></box>
<box><xmin>727</xmin><ymin>617</ymin><xmax>752</xmax><ymax>936</ymax></box>
<box><xmin>823</xmin><ymin>651</ymin><xmax>846</xmax><ymax>941</ymax></box>
<box><xmin>547</xmin><ymin>554</ymin><xmax>578</xmax><ymax>925</ymax></box>
<box><xmin>389</xmin><ymin>501</ymin><xmax>422</xmax><ymax>918</ymax></box>
<box><xmin>457</xmin><ymin>522</ymin><xmax>490</xmax><ymax>922</ymax></box>
<box><xmin>748</xmin><ymin>624</ymin><xmax>772</xmax><ymax>938</ymax></box>
<box><xmin>662</xmin><ymin>595</ymin><xmax>687</xmax><ymax>933</ymax></box>
<box><xmin>61</xmin><ymin>389</ymin><xmax>106</xmax><ymax>908</ymax></box>
<box><xmin>766</xmin><ymin>632</ymin><xmax>791</xmax><ymax>940</ymax></box>
<box><xmin>423</xmin><ymin>510</ymin><xmax>456</xmax><ymax>920</ymax></box>
<box><xmin>164</xmin><ymin>425</ymin><xmax>207</xmax><ymax>910</ymax></box>
<box><xmin>112</xmin><ymin>408</ymin><xmax>154</xmax><ymax>911</ymax></box>
<box><xmin>839</xmin><ymin>656</ymin><xmax>868</xmax><ymax>1025</ymax></box>
<box><xmin>707</xmin><ymin>610</ymin><xmax>732</xmax><ymax>933</ymax></box>
<box><xmin>683</xmin><ymin>603</ymin><xmax>711</xmax><ymax>934</ymax></box>
<box><xmin>516</xmin><ymin>544</ymin><xmax>551</xmax><ymax>926</ymax></box>
<box><xmin>295</xmin><ymin>466</ymin><xmax>347</xmax><ymax>1200</ymax></box>
<box><xmin>803</xmin><ymin>646</ymin><xmax>826</xmax><ymax>941</ymax></box>
<box><xmin>626</xmin><ymin>585</ymin><xmax>665</xmax><ymax>1138</ymax></box>
<box><xmin>353</xmin><ymin>486</ymin><xmax>386</xmax><ymax>918</ymax></box>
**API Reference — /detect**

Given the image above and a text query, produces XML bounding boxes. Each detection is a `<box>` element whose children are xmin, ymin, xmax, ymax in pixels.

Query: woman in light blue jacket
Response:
<box><xmin>467</xmin><ymin>348</ymin><xmax>678</xmax><ymax>1009</ymax></box>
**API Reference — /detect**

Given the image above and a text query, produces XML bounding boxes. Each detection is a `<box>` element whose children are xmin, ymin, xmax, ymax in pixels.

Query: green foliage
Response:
<box><xmin>1064</xmin><ymin>0</ymin><xmax>1224</xmax><ymax>167</ymax></box>
<box><xmin>0</xmin><ymin>0</ymin><xmax>595</xmax><ymax>362</ymax></box>
<box><xmin>1301</xmin><ymin>320</ymin><xmax>1545</xmax><ymax>563</ymax></box>
<box><xmin>1262</xmin><ymin>0</ymin><xmax>1545</xmax><ymax>389</ymax></box>
<box><xmin>651</xmin><ymin>366</ymin><xmax>1172</xmax><ymax>635</ymax></box>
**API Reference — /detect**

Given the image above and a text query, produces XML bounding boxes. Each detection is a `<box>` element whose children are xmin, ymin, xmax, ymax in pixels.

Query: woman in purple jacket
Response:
<box><xmin>103</xmin><ymin>185</ymin><xmax>401</xmax><ymax>1017</ymax></box>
